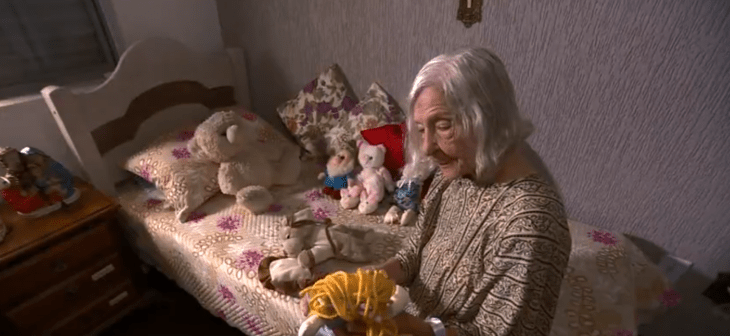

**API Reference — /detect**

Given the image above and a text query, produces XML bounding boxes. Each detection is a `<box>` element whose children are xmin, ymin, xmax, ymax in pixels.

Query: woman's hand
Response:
<box><xmin>331</xmin><ymin>312</ymin><xmax>434</xmax><ymax>336</ymax></box>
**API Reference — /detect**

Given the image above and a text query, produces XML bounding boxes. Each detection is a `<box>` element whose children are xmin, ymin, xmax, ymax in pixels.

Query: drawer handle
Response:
<box><xmin>109</xmin><ymin>291</ymin><xmax>129</xmax><ymax>306</ymax></box>
<box><xmin>52</xmin><ymin>260</ymin><xmax>68</xmax><ymax>273</ymax></box>
<box><xmin>91</xmin><ymin>263</ymin><xmax>116</xmax><ymax>281</ymax></box>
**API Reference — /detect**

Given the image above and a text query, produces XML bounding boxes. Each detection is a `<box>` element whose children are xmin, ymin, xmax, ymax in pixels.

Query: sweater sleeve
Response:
<box><xmin>446</xmin><ymin>201</ymin><xmax>571</xmax><ymax>335</ymax></box>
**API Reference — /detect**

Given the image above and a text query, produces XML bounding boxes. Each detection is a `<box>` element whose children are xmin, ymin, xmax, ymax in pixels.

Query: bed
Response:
<box><xmin>41</xmin><ymin>37</ymin><xmax>673</xmax><ymax>336</ymax></box>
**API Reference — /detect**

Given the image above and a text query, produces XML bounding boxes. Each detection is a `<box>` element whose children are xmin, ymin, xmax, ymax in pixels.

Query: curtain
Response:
<box><xmin>0</xmin><ymin>0</ymin><xmax>115</xmax><ymax>99</ymax></box>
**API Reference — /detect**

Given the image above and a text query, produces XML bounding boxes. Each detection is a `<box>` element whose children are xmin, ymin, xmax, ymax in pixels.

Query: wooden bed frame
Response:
<box><xmin>41</xmin><ymin>37</ymin><xmax>252</xmax><ymax>197</ymax></box>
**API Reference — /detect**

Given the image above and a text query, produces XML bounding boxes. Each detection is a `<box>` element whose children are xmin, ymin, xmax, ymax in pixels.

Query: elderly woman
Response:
<box><xmin>334</xmin><ymin>48</ymin><xmax>572</xmax><ymax>336</ymax></box>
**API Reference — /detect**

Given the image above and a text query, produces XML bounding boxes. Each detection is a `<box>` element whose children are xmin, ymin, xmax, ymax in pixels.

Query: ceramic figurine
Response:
<box><xmin>20</xmin><ymin>147</ymin><xmax>79</xmax><ymax>204</ymax></box>
<box><xmin>0</xmin><ymin>147</ymin><xmax>60</xmax><ymax>217</ymax></box>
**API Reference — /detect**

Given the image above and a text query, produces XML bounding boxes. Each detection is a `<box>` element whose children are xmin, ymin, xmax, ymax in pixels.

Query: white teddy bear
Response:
<box><xmin>340</xmin><ymin>140</ymin><xmax>394</xmax><ymax>214</ymax></box>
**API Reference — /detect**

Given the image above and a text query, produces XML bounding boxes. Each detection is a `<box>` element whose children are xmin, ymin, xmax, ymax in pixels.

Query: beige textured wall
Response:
<box><xmin>218</xmin><ymin>0</ymin><xmax>730</xmax><ymax>283</ymax></box>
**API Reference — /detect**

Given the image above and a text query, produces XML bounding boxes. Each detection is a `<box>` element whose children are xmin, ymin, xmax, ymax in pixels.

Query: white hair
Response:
<box><xmin>405</xmin><ymin>47</ymin><xmax>534</xmax><ymax>185</ymax></box>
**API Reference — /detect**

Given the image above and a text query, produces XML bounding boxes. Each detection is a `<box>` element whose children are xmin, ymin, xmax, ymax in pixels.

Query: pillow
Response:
<box><xmin>276</xmin><ymin>64</ymin><xmax>358</xmax><ymax>160</ymax></box>
<box><xmin>326</xmin><ymin>82</ymin><xmax>405</xmax><ymax>154</ymax></box>
<box><xmin>360</xmin><ymin>123</ymin><xmax>407</xmax><ymax>179</ymax></box>
<box><xmin>122</xmin><ymin>122</ymin><xmax>220</xmax><ymax>222</ymax></box>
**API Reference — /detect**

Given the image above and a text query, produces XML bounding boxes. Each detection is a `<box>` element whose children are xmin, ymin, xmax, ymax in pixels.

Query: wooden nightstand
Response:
<box><xmin>0</xmin><ymin>180</ymin><xmax>147</xmax><ymax>336</ymax></box>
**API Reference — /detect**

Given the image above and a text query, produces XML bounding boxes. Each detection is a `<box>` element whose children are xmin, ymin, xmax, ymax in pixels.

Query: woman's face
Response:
<box><xmin>413</xmin><ymin>87</ymin><xmax>477</xmax><ymax>180</ymax></box>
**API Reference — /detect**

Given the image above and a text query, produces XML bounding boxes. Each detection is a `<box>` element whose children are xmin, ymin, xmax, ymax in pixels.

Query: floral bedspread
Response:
<box><xmin>117</xmin><ymin>160</ymin><xmax>416</xmax><ymax>335</ymax></box>
<box><xmin>116</xmin><ymin>160</ymin><xmax>673</xmax><ymax>336</ymax></box>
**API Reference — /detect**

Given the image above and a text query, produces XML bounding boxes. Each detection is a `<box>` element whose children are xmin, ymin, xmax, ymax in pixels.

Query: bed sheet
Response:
<box><xmin>116</xmin><ymin>160</ymin><xmax>671</xmax><ymax>336</ymax></box>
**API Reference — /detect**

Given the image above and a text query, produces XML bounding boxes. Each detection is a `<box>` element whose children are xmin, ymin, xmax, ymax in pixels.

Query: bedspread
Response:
<box><xmin>116</xmin><ymin>160</ymin><xmax>671</xmax><ymax>336</ymax></box>
<box><xmin>117</xmin><ymin>161</ymin><xmax>417</xmax><ymax>335</ymax></box>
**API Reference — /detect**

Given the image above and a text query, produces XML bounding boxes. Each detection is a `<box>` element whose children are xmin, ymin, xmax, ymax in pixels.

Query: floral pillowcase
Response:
<box><xmin>325</xmin><ymin>82</ymin><xmax>405</xmax><ymax>154</ymax></box>
<box><xmin>122</xmin><ymin>121</ymin><xmax>220</xmax><ymax>222</ymax></box>
<box><xmin>276</xmin><ymin>64</ymin><xmax>359</xmax><ymax>160</ymax></box>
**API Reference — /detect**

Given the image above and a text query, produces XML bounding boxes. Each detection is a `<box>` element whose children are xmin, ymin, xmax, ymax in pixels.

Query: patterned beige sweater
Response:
<box><xmin>394</xmin><ymin>170</ymin><xmax>571</xmax><ymax>336</ymax></box>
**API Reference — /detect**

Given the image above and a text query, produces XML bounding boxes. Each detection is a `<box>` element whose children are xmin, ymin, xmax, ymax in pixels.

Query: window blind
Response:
<box><xmin>0</xmin><ymin>0</ymin><xmax>116</xmax><ymax>99</ymax></box>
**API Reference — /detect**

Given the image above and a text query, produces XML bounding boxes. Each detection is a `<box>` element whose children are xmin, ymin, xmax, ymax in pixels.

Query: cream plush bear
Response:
<box><xmin>280</xmin><ymin>208</ymin><xmax>379</xmax><ymax>269</ymax></box>
<box><xmin>345</xmin><ymin>140</ymin><xmax>394</xmax><ymax>214</ymax></box>
<box><xmin>188</xmin><ymin>111</ymin><xmax>302</xmax><ymax>213</ymax></box>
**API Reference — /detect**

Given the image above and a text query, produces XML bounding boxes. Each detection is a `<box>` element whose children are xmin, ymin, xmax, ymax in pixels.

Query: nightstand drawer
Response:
<box><xmin>0</xmin><ymin>221</ymin><xmax>117</xmax><ymax>309</ymax></box>
<box><xmin>6</xmin><ymin>253</ymin><xmax>130</xmax><ymax>334</ymax></box>
<box><xmin>47</xmin><ymin>280</ymin><xmax>140</xmax><ymax>336</ymax></box>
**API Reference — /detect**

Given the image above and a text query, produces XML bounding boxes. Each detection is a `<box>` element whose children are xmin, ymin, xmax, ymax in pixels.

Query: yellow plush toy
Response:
<box><xmin>298</xmin><ymin>269</ymin><xmax>410</xmax><ymax>336</ymax></box>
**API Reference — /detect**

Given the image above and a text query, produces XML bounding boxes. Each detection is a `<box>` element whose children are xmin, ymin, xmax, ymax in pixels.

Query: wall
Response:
<box><xmin>217</xmin><ymin>1</ymin><xmax>730</xmax><ymax>333</ymax></box>
<box><xmin>0</xmin><ymin>0</ymin><xmax>224</xmax><ymax>179</ymax></box>
<box><xmin>101</xmin><ymin>0</ymin><xmax>223</xmax><ymax>55</ymax></box>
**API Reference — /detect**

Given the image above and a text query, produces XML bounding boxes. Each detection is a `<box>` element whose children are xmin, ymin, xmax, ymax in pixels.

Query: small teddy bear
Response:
<box><xmin>280</xmin><ymin>208</ymin><xmax>379</xmax><ymax>269</ymax></box>
<box><xmin>188</xmin><ymin>111</ymin><xmax>302</xmax><ymax>214</ymax></box>
<box><xmin>317</xmin><ymin>147</ymin><xmax>356</xmax><ymax>200</ymax></box>
<box><xmin>346</xmin><ymin>140</ymin><xmax>394</xmax><ymax>214</ymax></box>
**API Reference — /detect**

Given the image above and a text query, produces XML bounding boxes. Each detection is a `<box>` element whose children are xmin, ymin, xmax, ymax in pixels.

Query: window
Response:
<box><xmin>0</xmin><ymin>0</ymin><xmax>117</xmax><ymax>100</ymax></box>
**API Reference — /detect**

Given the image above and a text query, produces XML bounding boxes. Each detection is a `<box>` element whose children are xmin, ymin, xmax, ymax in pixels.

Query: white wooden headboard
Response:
<box><xmin>41</xmin><ymin>37</ymin><xmax>252</xmax><ymax>197</ymax></box>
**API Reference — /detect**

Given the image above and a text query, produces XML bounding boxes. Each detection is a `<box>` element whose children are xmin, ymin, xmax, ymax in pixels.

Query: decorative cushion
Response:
<box><xmin>360</xmin><ymin>123</ymin><xmax>407</xmax><ymax>179</ymax></box>
<box><xmin>276</xmin><ymin>64</ymin><xmax>358</xmax><ymax>160</ymax></box>
<box><xmin>325</xmin><ymin>82</ymin><xmax>405</xmax><ymax>154</ymax></box>
<box><xmin>122</xmin><ymin>121</ymin><xmax>220</xmax><ymax>222</ymax></box>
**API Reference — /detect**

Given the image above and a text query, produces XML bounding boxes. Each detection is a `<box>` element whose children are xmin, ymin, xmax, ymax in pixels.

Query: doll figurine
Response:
<box><xmin>384</xmin><ymin>155</ymin><xmax>436</xmax><ymax>226</ymax></box>
<box><xmin>317</xmin><ymin>147</ymin><xmax>357</xmax><ymax>200</ymax></box>
<box><xmin>0</xmin><ymin>147</ymin><xmax>61</xmax><ymax>217</ymax></box>
<box><xmin>20</xmin><ymin>147</ymin><xmax>79</xmax><ymax>204</ymax></box>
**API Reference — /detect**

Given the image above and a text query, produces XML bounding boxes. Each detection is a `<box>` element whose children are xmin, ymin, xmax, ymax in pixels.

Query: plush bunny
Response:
<box><xmin>352</xmin><ymin>140</ymin><xmax>394</xmax><ymax>214</ymax></box>
<box><xmin>188</xmin><ymin>111</ymin><xmax>302</xmax><ymax>214</ymax></box>
<box><xmin>280</xmin><ymin>208</ymin><xmax>379</xmax><ymax>269</ymax></box>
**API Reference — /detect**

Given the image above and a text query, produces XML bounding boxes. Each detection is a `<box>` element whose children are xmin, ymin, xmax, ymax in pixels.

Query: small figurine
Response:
<box><xmin>20</xmin><ymin>147</ymin><xmax>79</xmax><ymax>204</ymax></box>
<box><xmin>0</xmin><ymin>146</ymin><xmax>78</xmax><ymax>217</ymax></box>
<box><xmin>384</xmin><ymin>155</ymin><xmax>436</xmax><ymax>226</ymax></box>
<box><xmin>0</xmin><ymin>147</ymin><xmax>60</xmax><ymax>217</ymax></box>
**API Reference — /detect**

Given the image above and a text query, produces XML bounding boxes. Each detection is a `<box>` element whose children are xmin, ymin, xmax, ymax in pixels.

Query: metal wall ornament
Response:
<box><xmin>457</xmin><ymin>0</ymin><xmax>483</xmax><ymax>28</ymax></box>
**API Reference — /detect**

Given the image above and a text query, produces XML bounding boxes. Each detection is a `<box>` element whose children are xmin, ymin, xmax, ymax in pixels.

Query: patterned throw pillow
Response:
<box><xmin>276</xmin><ymin>64</ymin><xmax>358</xmax><ymax>160</ymax></box>
<box><xmin>122</xmin><ymin>121</ymin><xmax>220</xmax><ymax>222</ymax></box>
<box><xmin>325</xmin><ymin>82</ymin><xmax>405</xmax><ymax>154</ymax></box>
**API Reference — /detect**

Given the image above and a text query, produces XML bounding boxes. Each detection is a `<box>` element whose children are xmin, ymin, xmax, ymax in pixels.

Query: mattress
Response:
<box><xmin>116</xmin><ymin>160</ymin><xmax>671</xmax><ymax>336</ymax></box>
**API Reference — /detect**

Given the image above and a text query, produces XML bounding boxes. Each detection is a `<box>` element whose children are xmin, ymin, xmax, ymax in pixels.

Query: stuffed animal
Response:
<box><xmin>280</xmin><ymin>208</ymin><xmax>379</xmax><ymax>269</ymax></box>
<box><xmin>298</xmin><ymin>269</ymin><xmax>410</xmax><ymax>336</ymax></box>
<box><xmin>384</xmin><ymin>155</ymin><xmax>436</xmax><ymax>226</ymax></box>
<box><xmin>188</xmin><ymin>111</ymin><xmax>302</xmax><ymax>214</ymax></box>
<box><xmin>352</xmin><ymin>140</ymin><xmax>395</xmax><ymax>214</ymax></box>
<box><xmin>269</xmin><ymin>257</ymin><xmax>315</xmax><ymax>295</ymax></box>
<box><xmin>317</xmin><ymin>147</ymin><xmax>356</xmax><ymax>200</ymax></box>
